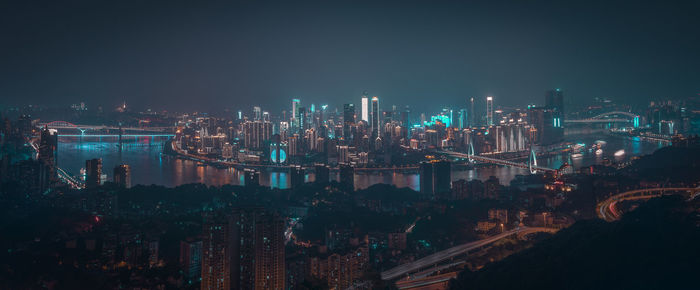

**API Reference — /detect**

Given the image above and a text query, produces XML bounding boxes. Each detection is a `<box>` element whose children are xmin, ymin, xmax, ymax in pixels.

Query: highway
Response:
<box><xmin>394</xmin><ymin>272</ymin><xmax>458</xmax><ymax>289</ymax></box>
<box><xmin>596</xmin><ymin>187</ymin><xmax>699</xmax><ymax>222</ymax></box>
<box><xmin>381</xmin><ymin>227</ymin><xmax>557</xmax><ymax>281</ymax></box>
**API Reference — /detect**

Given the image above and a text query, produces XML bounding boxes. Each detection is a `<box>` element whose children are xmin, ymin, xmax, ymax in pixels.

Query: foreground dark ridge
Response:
<box><xmin>450</xmin><ymin>196</ymin><xmax>700</xmax><ymax>290</ymax></box>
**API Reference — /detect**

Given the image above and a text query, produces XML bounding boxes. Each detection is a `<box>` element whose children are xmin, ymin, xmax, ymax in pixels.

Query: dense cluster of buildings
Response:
<box><xmin>171</xmin><ymin>90</ymin><xmax>579</xmax><ymax>170</ymax></box>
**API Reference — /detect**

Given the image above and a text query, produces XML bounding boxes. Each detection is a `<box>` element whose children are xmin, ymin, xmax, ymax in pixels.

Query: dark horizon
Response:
<box><xmin>2</xmin><ymin>0</ymin><xmax>700</xmax><ymax>112</ymax></box>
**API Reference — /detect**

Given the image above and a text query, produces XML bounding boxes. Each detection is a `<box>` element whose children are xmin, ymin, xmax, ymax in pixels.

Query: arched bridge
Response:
<box><xmin>597</xmin><ymin>187</ymin><xmax>700</xmax><ymax>221</ymax></box>
<box><xmin>39</xmin><ymin>121</ymin><xmax>174</xmax><ymax>136</ymax></box>
<box><xmin>381</xmin><ymin>226</ymin><xmax>558</xmax><ymax>281</ymax></box>
<box><xmin>565</xmin><ymin>111</ymin><xmax>640</xmax><ymax>126</ymax></box>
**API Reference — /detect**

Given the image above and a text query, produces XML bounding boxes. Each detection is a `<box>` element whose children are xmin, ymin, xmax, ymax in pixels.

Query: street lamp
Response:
<box><xmin>543</xmin><ymin>213</ymin><xmax>547</xmax><ymax>227</ymax></box>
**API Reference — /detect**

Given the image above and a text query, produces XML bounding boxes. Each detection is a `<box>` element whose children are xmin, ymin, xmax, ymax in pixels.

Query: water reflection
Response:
<box><xmin>57</xmin><ymin>135</ymin><xmax>664</xmax><ymax>191</ymax></box>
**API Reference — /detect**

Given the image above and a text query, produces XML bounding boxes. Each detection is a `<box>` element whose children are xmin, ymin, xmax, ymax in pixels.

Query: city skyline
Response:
<box><xmin>1</xmin><ymin>1</ymin><xmax>699</xmax><ymax>289</ymax></box>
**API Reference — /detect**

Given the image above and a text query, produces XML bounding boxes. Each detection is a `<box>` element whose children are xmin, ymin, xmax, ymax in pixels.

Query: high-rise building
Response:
<box><xmin>343</xmin><ymin>103</ymin><xmax>355</xmax><ymax>139</ymax></box>
<box><xmin>298</xmin><ymin>107</ymin><xmax>307</xmax><ymax>132</ymax></box>
<box><xmin>38</xmin><ymin>126</ymin><xmax>58</xmax><ymax>179</ymax></box>
<box><xmin>400</xmin><ymin>108</ymin><xmax>410</xmax><ymax>128</ymax></box>
<box><xmin>308</xmin><ymin>246</ymin><xmax>369</xmax><ymax>290</ymax></box>
<box><xmin>545</xmin><ymin>89</ymin><xmax>564</xmax><ymax>119</ymax></box>
<box><xmin>339</xmin><ymin>164</ymin><xmax>354</xmax><ymax>191</ymax></box>
<box><xmin>85</xmin><ymin>158</ymin><xmax>102</xmax><ymax>189</ymax></box>
<box><xmin>371</xmin><ymin>97</ymin><xmax>380</xmax><ymax>137</ymax></box>
<box><xmin>289</xmin><ymin>165</ymin><xmax>305</xmax><ymax>188</ymax></box>
<box><xmin>292</xmin><ymin>98</ymin><xmax>300</xmax><ymax>131</ymax></box>
<box><xmin>314</xmin><ymin>164</ymin><xmax>330</xmax><ymax>185</ymax></box>
<box><xmin>470</xmin><ymin>97</ymin><xmax>475</xmax><ymax>127</ymax></box>
<box><xmin>288</xmin><ymin>134</ymin><xmax>300</xmax><ymax>156</ymax></box>
<box><xmin>420</xmin><ymin>160</ymin><xmax>451</xmax><ymax>198</ymax></box>
<box><xmin>528</xmin><ymin>106</ymin><xmax>563</xmax><ymax>145</ymax></box>
<box><xmin>337</xmin><ymin>145</ymin><xmax>349</xmax><ymax>164</ymax></box>
<box><xmin>253</xmin><ymin>212</ymin><xmax>286</xmax><ymax>289</ymax></box>
<box><xmin>419</xmin><ymin>162</ymin><xmax>433</xmax><ymax>197</ymax></box>
<box><xmin>486</xmin><ymin>96</ymin><xmax>494</xmax><ymax>126</ymax></box>
<box><xmin>433</xmin><ymin>160</ymin><xmax>451</xmax><ymax>195</ymax></box>
<box><xmin>201</xmin><ymin>209</ymin><xmax>285</xmax><ymax>290</ymax></box>
<box><xmin>179</xmin><ymin>238</ymin><xmax>202</xmax><ymax>285</ymax></box>
<box><xmin>201</xmin><ymin>216</ymin><xmax>233</xmax><ymax>290</ymax></box>
<box><xmin>113</xmin><ymin>164</ymin><xmax>131</xmax><ymax>188</ymax></box>
<box><xmin>243</xmin><ymin>121</ymin><xmax>273</xmax><ymax>150</ymax></box>
<box><xmin>458</xmin><ymin>109</ymin><xmax>467</xmax><ymax>129</ymax></box>
<box><xmin>361</xmin><ymin>95</ymin><xmax>369</xmax><ymax>122</ymax></box>
<box><xmin>253</xmin><ymin>106</ymin><xmax>262</xmax><ymax>121</ymax></box>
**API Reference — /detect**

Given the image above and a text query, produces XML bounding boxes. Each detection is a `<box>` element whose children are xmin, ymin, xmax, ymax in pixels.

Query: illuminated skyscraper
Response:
<box><xmin>243</xmin><ymin>121</ymin><xmax>273</xmax><ymax>150</ymax></box>
<box><xmin>113</xmin><ymin>164</ymin><xmax>131</xmax><ymax>188</ymax></box>
<box><xmin>459</xmin><ymin>109</ymin><xmax>467</xmax><ymax>129</ymax></box>
<box><xmin>253</xmin><ymin>106</ymin><xmax>262</xmax><ymax>121</ymax></box>
<box><xmin>291</xmin><ymin>98</ymin><xmax>300</xmax><ymax>131</ymax></box>
<box><xmin>201</xmin><ymin>209</ymin><xmax>285</xmax><ymax>290</ymax></box>
<box><xmin>201</xmin><ymin>216</ymin><xmax>233</xmax><ymax>290</ymax></box>
<box><xmin>470</xmin><ymin>97</ymin><xmax>475</xmax><ymax>127</ymax></box>
<box><xmin>361</xmin><ymin>95</ymin><xmax>369</xmax><ymax>122</ymax></box>
<box><xmin>371</xmin><ymin>96</ymin><xmax>380</xmax><ymax>136</ymax></box>
<box><xmin>486</xmin><ymin>96</ymin><xmax>494</xmax><ymax>126</ymax></box>
<box><xmin>528</xmin><ymin>106</ymin><xmax>563</xmax><ymax>145</ymax></box>
<box><xmin>253</xmin><ymin>211</ymin><xmax>286</xmax><ymax>290</ymax></box>
<box><xmin>85</xmin><ymin>158</ymin><xmax>102</xmax><ymax>189</ymax></box>
<box><xmin>343</xmin><ymin>103</ymin><xmax>355</xmax><ymax>139</ymax></box>
<box><xmin>38</xmin><ymin>126</ymin><xmax>58</xmax><ymax>178</ymax></box>
<box><xmin>298</xmin><ymin>107</ymin><xmax>307</xmax><ymax>132</ymax></box>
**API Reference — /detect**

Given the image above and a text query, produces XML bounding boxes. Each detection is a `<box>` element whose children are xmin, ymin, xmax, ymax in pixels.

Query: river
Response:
<box><xmin>56</xmin><ymin>135</ymin><xmax>665</xmax><ymax>191</ymax></box>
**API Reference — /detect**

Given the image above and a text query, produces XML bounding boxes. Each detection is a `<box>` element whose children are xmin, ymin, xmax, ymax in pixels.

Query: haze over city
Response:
<box><xmin>2</xmin><ymin>0</ymin><xmax>700</xmax><ymax>111</ymax></box>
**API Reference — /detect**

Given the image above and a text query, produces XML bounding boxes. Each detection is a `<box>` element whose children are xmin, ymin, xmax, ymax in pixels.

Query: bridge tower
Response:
<box><xmin>528</xmin><ymin>147</ymin><xmax>537</xmax><ymax>174</ymax></box>
<box><xmin>467</xmin><ymin>142</ymin><xmax>475</xmax><ymax>163</ymax></box>
<box><xmin>118</xmin><ymin>123</ymin><xmax>124</xmax><ymax>148</ymax></box>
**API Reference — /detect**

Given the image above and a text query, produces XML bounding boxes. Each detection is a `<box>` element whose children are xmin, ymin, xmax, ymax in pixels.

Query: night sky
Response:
<box><xmin>1</xmin><ymin>0</ymin><xmax>699</xmax><ymax>112</ymax></box>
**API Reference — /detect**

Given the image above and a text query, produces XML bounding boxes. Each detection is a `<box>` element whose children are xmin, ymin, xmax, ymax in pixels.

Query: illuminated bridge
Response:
<box><xmin>597</xmin><ymin>187</ymin><xmax>700</xmax><ymax>222</ymax></box>
<box><xmin>39</xmin><ymin>121</ymin><xmax>174</xmax><ymax>137</ymax></box>
<box><xmin>381</xmin><ymin>227</ymin><xmax>558</xmax><ymax>281</ymax></box>
<box><xmin>29</xmin><ymin>137</ymin><xmax>84</xmax><ymax>189</ymax></box>
<box><xmin>565</xmin><ymin>111</ymin><xmax>640</xmax><ymax>127</ymax></box>
<box><xmin>439</xmin><ymin>149</ymin><xmax>556</xmax><ymax>174</ymax></box>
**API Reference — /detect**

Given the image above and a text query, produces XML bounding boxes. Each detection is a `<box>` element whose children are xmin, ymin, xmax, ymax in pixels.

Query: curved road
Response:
<box><xmin>596</xmin><ymin>187</ymin><xmax>699</xmax><ymax>222</ymax></box>
<box><xmin>381</xmin><ymin>226</ymin><xmax>557</xmax><ymax>281</ymax></box>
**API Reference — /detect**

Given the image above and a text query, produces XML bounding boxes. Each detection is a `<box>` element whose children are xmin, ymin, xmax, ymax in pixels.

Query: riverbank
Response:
<box><xmin>163</xmin><ymin>139</ymin><xmax>431</xmax><ymax>173</ymax></box>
